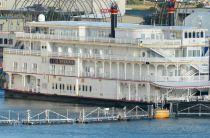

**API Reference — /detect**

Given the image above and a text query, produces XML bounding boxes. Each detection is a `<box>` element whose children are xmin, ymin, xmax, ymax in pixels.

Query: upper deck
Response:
<box><xmin>20</xmin><ymin>21</ymin><xmax>207</xmax><ymax>48</ymax></box>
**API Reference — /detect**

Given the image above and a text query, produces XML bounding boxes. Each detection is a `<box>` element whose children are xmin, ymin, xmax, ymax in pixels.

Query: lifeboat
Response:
<box><xmin>154</xmin><ymin>109</ymin><xmax>170</xmax><ymax>119</ymax></box>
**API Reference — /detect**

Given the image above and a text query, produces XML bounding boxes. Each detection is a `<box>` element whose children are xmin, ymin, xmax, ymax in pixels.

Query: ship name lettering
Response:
<box><xmin>50</xmin><ymin>58</ymin><xmax>75</xmax><ymax>65</ymax></box>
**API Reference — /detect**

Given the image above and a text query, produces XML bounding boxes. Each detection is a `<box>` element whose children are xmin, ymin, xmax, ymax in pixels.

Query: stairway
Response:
<box><xmin>14</xmin><ymin>41</ymin><xmax>24</xmax><ymax>49</ymax></box>
<box><xmin>150</xmin><ymin>48</ymin><xmax>173</xmax><ymax>59</ymax></box>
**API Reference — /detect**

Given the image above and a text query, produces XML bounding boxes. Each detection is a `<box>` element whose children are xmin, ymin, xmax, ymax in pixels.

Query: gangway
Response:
<box><xmin>77</xmin><ymin>106</ymin><xmax>150</xmax><ymax>123</ymax></box>
<box><xmin>22</xmin><ymin>109</ymin><xmax>74</xmax><ymax>125</ymax></box>
<box><xmin>124</xmin><ymin>106</ymin><xmax>149</xmax><ymax>120</ymax></box>
<box><xmin>0</xmin><ymin>110</ymin><xmax>19</xmax><ymax>125</ymax></box>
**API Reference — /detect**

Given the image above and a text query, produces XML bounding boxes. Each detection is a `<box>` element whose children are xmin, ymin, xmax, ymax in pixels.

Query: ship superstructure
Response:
<box><xmin>3</xmin><ymin>19</ymin><xmax>210</xmax><ymax>104</ymax></box>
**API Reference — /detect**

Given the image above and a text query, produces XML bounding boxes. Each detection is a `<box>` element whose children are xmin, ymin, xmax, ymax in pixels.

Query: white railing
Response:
<box><xmin>7</xmin><ymin>64</ymin><xmax>210</xmax><ymax>83</ymax></box>
<box><xmin>4</xmin><ymin>49</ymin><xmax>209</xmax><ymax>64</ymax></box>
<box><xmin>15</xmin><ymin>32</ymin><xmax>140</xmax><ymax>46</ymax></box>
<box><xmin>15</xmin><ymin>32</ymin><xmax>184</xmax><ymax>47</ymax></box>
<box><xmin>142</xmin><ymin>39</ymin><xmax>181</xmax><ymax>46</ymax></box>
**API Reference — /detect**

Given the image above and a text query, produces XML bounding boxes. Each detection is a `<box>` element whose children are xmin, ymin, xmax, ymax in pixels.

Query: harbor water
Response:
<box><xmin>1</xmin><ymin>90</ymin><xmax>210</xmax><ymax>138</ymax></box>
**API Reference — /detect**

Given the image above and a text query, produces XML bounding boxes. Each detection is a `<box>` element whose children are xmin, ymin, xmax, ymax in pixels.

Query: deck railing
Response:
<box><xmin>4</xmin><ymin>49</ymin><xmax>208</xmax><ymax>63</ymax></box>
<box><xmin>4</xmin><ymin>49</ymin><xmax>209</xmax><ymax>83</ymax></box>
<box><xmin>15</xmin><ymin>32</ymin><xmax>183</xmax><ymax>47</ymax></box>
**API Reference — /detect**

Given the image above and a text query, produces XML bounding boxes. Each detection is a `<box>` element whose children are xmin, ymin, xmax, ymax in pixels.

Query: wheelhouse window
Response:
<box><xmin>184</xmin><ymin>32</ymin><xmax>188</xmax><ymax>38</ymax></box>
<box><xmin>189</xmin><ymin>32</ymin><xmax>192</xmax><ymax>38</ymax></box>
<box><xmin>193</xmin><ymin>32</ymin><xmax>195</xmax><ymax>38</ymax></box>
<box><xmin>201</xmin><ymin>31</ymin><xmax>204</xmax><ymax>38</ymax></box>
<box><xmin>197</xmin><ymin>32</ymin><xmax>200</xmax><ymax>38</ymax></box>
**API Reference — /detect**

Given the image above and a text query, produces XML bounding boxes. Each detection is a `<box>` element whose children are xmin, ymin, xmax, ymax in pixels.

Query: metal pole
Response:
<box><xmin>209</xmin><ymin>40</ymin><xmax>210</xmax><ymax>81</ymax></box>
<box><xmin>199</xmin><ymin>104</ymin><xmax>201</xmax><ymax>117</ymax></box>
<box><xmin>82</xmin><ymin>108</ymin><xmax>85</xmax><ymax>123</ymax></box>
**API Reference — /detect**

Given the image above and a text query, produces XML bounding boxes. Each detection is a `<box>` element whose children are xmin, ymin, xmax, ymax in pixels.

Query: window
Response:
<box><xmin>189</xmin><ymin>32</ymin><xmax>192</xmax><ymax>38</ymax></box>
<box><xmin>4</xmin><ymin>39</ymin><xmax>8</xmax><ymax>44</ymax></box>
<box><xmin>141</xmin><ymin>34</ymin><xmax>145</xmax><ymax>40</ymax></box>
<box><xmin>9</xmin><ymin>39</ymin><xmax>13</xmax><ymax>45</ymax></box>
<box><xmin>89</xmin><ymin>86</ymin><xmax>92</xmax><ymax>92</ymax></box>
<box><xmin>55</xmin><ymin>84</ymin><xmax>58</xmax><ymax>89</ymax></box>
<box><xmin>42</xmin><ymin>57</ymin><xmax>47</xmax><ymax>63</ymax></box>
<box><xmin>0</xmin><ymin>38</ymin><xmax>3</xmax><ymax>44</ymax></box>
<box><xmin>63</xmin><ymin>84</ymin><xmax>65</xmax><ymax>90</ymax></box>
<box><xmin>197</xmin><ymin>50</ymin><xmax>200</xmax><ymax>57</ymax></box>
<box><xmin>142</xmin><ymin>52</ymin><xmax>146</xmax><ymax>57</ymax></box>
<box><xmin>52</xmin><ymin>83</ymin><xmax>55</xmax><ymax>89</ymax></box>
<box><xmin>184</xmin><ymin>32</ymin><xmax>188</xmax><ymax>38</ymax></box>
<box><xmin>73</xmin><ymin>85</ymin><xmax>75</xmax><ymax>91</ymax></box>
<box><xmin>82</xmin><ymin>85</ymin><xmax>85</xmax><ymax>91</ymax></box>
<box><xmin>188</xmin><ymin>50</ymin><xmax>193</xmax><ymax>57</ymax></box>
<box><xmin>51</xmin><ymin>65</ymin><xmax>55</xmax><ymax>74</ymax></box>
<box><xmin>0</xmin><ymin>2</ymin><xmax>3</xmax><ymax>8</ymax></box>
<box><xmin>50</xmin><ymin>29</ymin><xmax>55</xmax><ymax>35</ymax></box>
<box><xmin>70</xmin><ymin>85</ymin><xmax>72</xmax><ymax>91</ymax></box>
<box><xmin>193</xmin><ymin>32</ymin><xmax>195</xmax><ymax>38</ymax></box>
<box><xmin>61</xmin><ymin>66</ymin><xmax>65</xmax><ymax>75</ymax></box>
<box><xmin>193</xmin><ymin>50</ymin><xmax>197</xmax><ymax>57</ymax></box>
<box><xmin>201</xmin><ymin>31</ymin><xmax>204</xmax><ymax>38</ymax></box>
<box><xmin>32</xmin><ymin>63</ymin><xmax>38</xmax><ymax>72</ymax></box>
<box><xmin>23</xmin><ymin>63</ymin><xmax>27</xmax><ymax>70</ymax></box>
<box><xmin>13</xmin><ymin>62</ymin><xmax>18</xmax><ymax>70</ymax></box>
<box><xmin>37</xmin><ymin>79</ymin><xmax>40</xmax><ymax>86</ymax></box>
<box><xmin>151</xmin><ymin>34</ymin><xmax>155</xmax><ymax>39</ymax></box>
<box><xmin>197</xmin><ymin>32</ymin><xmax>200</xmax><ymax>38</ymax></box>
<box><xmin>60</xmin><ymin>84</ymin><xmax>62</xmax><ymax>90</ymax></box>
<box><xmin>67</xmin><ymin>85</ymin><xmax>69</xmax><ymax>90</ymax></box>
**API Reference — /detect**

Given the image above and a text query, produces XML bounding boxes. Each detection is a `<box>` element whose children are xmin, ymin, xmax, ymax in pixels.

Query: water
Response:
<box><xmin>0</xmin><ymin>90</ymin><xmax>210</xmax><ymax>138</ymax></box>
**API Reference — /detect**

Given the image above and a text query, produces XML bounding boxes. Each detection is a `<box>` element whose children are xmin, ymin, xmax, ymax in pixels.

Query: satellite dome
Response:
<box><xmin>38</xmin><ymin>14</ymin><xmax>45</xmax><ymax>22</ymax></box>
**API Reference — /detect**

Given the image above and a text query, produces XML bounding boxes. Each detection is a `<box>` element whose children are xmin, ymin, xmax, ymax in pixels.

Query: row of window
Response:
<box><xmin>188</xmin><ymin>50</ymin><xmax>201</xmax><ymax>57</ymax></box>
<box><xmin>52</xmin><ymin>83</ymin><xmax>92</xmax><ymax>92</ymax></box>
<box><xmin>184</xmin><ymin>31</ymin><xmax>204</xmax><ymax>38</ymax></box>
<box><xmin>13</xmin><ymin>62</ymin><xmax>37</xmax><ymax>71</ymax></box>
<box><xmin>141</xmin><ymin>33</ymin><xmax>164</xmax><ymax>40</ymax></box>
<box><xmin>0</xmin><ymin>38</ymin><xmax>13</xmax><ymax>45</ymax></box>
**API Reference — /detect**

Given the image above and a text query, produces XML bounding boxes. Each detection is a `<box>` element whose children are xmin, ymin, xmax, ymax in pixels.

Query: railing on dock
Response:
<box><xmin>22</xmin><ymin>109</ymin><xmax>74</xmax><ymax>125</ymax></box>
<box><xmin>0</xmin><ymin>110</ymin><xmax>19</xmax><ymax>125</ymax></box>
<box><xmin>172</xmin><ymin>103</ymin><xmax>210</xmax><ymax>117</ymax></box>
<box><xmin>0</xmin><ymin>105</ymin><xmax>153</xmax><ymax>126</ymax></box>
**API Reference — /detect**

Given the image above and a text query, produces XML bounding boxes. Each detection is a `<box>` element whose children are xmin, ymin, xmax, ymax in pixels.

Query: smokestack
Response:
<box><xmin>167</xmin><ymin>0</ymin><xmax>175</xmax><ymax>26</ymax></box>
<box><xmin>110</xmin><ymin>3</ymin><xmax>118</xmax><ymax>38</ymax></box>
<box><xmin>168</xmin><ymin>13</ymin><xmax>175</xmax><ymax>26</ymax></box>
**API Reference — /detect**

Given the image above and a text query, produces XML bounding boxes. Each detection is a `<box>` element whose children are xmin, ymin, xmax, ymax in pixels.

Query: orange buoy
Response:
<box><xmin>154</xmin><ymin>109</ymin><xmax>170</xmax><ymax>119</ymax></box>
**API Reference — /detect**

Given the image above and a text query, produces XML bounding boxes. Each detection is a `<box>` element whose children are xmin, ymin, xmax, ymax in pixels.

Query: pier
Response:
<box><xmin>1</xmin><ymin>102</ymin><xmax>210</xmax><ymax>126</ymax></box>
<box><xmin>171</xmin><ymin>102</ymin><xmax>210</xmax><ymax>117</ymax></box>
<box><xmin>0</xmin><ymin>105</ymin><xmax>153</xmax><ymax>126</ymax></box>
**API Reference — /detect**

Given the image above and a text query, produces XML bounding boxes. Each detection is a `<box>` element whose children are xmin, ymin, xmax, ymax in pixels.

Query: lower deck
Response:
<box><xmin>4</xmin><ymin>72</ymin><xmax>210</xmax><ymax>103</ymax></box>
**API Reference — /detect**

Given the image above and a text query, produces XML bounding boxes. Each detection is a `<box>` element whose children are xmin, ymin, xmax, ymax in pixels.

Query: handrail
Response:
<box><xmin>15</xmin><ymin>32</ymin><xmax>183</xmax><ymax>47</ymax></box>
<box><xmin>4</xmin><ymin>49</ymin><xmax>209</xmax><ymax>63</ymax></box>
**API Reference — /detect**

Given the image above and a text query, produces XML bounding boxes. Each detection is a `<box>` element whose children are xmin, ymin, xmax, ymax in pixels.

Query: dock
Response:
<box><xmin>170</xmin><ymin>102</ymin><xmax>210</xmax><ymax>117</ymax></box>
<box><xmin>0</xmin><ymin>105</ymin><xmax>154</xmax><ymax>126</ymax></box>
<box><xmin>1</xmin><ymin>102</ymin><xmax>210</xmax><ymax>126</ymax></box>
